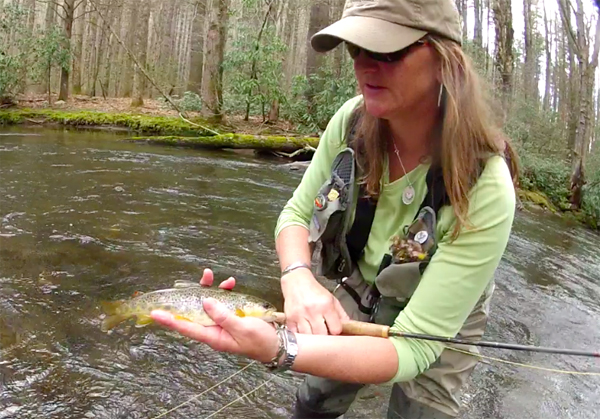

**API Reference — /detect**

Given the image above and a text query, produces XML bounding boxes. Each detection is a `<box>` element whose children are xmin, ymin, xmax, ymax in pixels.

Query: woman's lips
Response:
<box><xmin>364</xmin><ymin>83</ymin><xmax>385</xmax><ymax>94</ymax></box>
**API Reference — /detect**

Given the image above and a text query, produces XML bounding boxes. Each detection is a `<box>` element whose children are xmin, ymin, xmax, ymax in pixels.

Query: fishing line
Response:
<box><xmin>151</xmin><ymin>361</ymin><xmax>256</xmax><ymax>419</ymax></box>
<box><xmin>446</xmin><ymin>346</ymin><xmax>600</xmax><ymax>376</ymax></box>
<box><xmin>204</xmin><ymin>375</ymin><xmax>276</xmax><ymax>419</ymax></box>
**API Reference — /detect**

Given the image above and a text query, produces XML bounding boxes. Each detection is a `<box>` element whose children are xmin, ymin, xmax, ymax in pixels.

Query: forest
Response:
<box><xmin>0</xmin><ymin>0</ymin><xmax>599</xmax><ymax>229</ymax></box>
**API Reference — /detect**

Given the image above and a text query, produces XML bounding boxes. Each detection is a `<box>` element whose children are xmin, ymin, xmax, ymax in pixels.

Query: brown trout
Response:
<box><xmin>100</xmin><ymin>281</ymin><xmax>278</xmax><ymax>332</ymax></box>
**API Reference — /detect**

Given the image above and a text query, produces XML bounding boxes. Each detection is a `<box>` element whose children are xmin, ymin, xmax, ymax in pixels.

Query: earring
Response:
<box><xmin>437</xmin><ymin>84</ymin><xmax>444</xmax><ymax>108</ymax></box>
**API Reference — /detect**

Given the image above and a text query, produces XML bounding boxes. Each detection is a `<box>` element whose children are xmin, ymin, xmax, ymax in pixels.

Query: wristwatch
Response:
<box><xmin>281</xmin><ymin>262</ymin><xmax>311</xmax><ymax>277</ymax></box>
<box><xmin>263</xmin><ymin>325</ymin><xmax>298</xmax><ymax>372</ymax></box>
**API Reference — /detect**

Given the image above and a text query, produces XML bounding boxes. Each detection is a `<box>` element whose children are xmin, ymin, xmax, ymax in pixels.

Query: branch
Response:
<box><xmin>557</xmin><ymin>0</ymin><xmax>581</xmax><ymax>58</ymax></box>
<box><xmin>179</xmin><ymin>114</ymin><xmax>219</xmax><ymax>136</ymax></box>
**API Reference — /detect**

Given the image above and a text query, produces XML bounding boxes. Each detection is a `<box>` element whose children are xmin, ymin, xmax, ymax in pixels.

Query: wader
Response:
<box><xmin>294</xmin><ymin>114</ymin><xmax>494</xmax><ymax>418</ymax></box>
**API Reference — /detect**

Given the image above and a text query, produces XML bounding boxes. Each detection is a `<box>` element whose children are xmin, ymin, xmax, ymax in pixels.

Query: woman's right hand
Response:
<box><xmin>281</xmin><ymin>269</ymin><xmax>349</xmax><ymax>336</ymax></box>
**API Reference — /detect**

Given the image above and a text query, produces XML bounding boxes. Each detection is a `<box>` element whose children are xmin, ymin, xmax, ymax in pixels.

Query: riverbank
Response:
<box><xmin>0</xmin><ymin>103</ymin><xmax>597</xmax><ymax>231</ymax></box>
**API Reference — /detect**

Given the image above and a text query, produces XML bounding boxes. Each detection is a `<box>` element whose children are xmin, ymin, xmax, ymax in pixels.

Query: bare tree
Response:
<box><xmin>522</xmin><ymin>0</ymin><xmax>538</xmax><ymax>102</ymax></box>
<box><xmin>558</xmin><ymin>0</ymin><xmax>600</xmax><ymax>209</ymax></box>
<box><xmin>305</xmin><ymin>0</ymin><xmax>329</xmax><ymax>121</ymax></box>
<box><xmin>201</xmin><ymin>0</ymin><xmax>231</xmax><ymax>120</ymax></box>
<box><xmin>474</xmin><ymin>0</ymin><xmax>483</xmax><ymax>48</ymax></box>
<box><xmin>543</xmin><ymin>1</ymin><xmax>552</xmax><ymax>110</ymax></box>
<box><xmin>188</xmin><ymin>0</ymin><xmax>205</xmax><ymax>95</ymax></box>
<box><xmin>131</xmin><ymin>0</ymin><xmax>150</xmax><ymax>107</ymax></box>
<box><xmin>493</xmin><ymin>0</ymin><xmax>515</xmax><ymax>107</ymax></box>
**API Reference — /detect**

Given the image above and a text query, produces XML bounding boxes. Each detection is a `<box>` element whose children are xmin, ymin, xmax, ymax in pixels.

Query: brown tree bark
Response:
<box><xmin>558</xmin><ymin>0</ymin><xmax>600</xmax><ymax>209</ymax></box>
<box><xmin>522</xmin><ymin>0</ymin><xmax>537</xmax><ymax>102</ymax></box>
<box><xmin>542</xmin><ymin>1</ymin><xmax>552</xmax><ymax>110</ymax></box>
<box><xmin>492</xmin><ymin>0</ymin><xmax>514</xmax><ymax>108</ymax></box>
<box><xmin>131</xmin><ymin>0</ymin><xmax>151</xmax><ymax>107</ymax></box>
<box><xmin>72</xmin><ymin>0</ymin><xmax>87</xmax><ymax>95</ymax></box>
<box><xmin>305</xmin><ymin>0</ymin><xmax>329</xmax><ymax>121</ymax></box>
<box><xmin>473</xmin><ymin>0</ymin><xmax>483</xmax><ymax>48</ymax></box>
<box><xmin>58</xmin><ymin>0</ymin><xmax>77</xmax><ymax>101</ymax></box>
<box><xmin>201</xmin><ymin>0</ymin><xmax>231</xmax><ymax>121</ymax></box>
<box><xmin>187</xmin><ymin>0</ymin><xmax>206</xmax><ymax>95</ymax></box>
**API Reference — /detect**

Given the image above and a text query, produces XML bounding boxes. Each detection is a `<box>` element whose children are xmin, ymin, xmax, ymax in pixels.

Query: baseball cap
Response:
<box><xmin>311</xmin><ymin>0</ymin><xmax>462</xmax><ymax>54</ymax></box>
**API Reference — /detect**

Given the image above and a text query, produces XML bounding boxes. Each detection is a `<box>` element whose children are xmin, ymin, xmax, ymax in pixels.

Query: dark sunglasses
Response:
<box><xmin>346</xmin><ymin>40</ymin><xmax>426</xmax><ymax>63</ymax></box>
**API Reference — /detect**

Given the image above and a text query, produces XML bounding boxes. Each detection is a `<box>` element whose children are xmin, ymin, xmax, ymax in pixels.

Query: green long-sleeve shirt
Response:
<box><xmin>274</xmin><ymin>96</ymin><xmax>516</xmax><ymax>382</ymax></box>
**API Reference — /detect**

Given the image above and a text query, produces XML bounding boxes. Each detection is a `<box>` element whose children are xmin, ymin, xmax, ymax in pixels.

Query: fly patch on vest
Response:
<box><xmin>371</xmin><ymin>207</ymin><xmax>438</xmax><ymax>326</ymax></box>
<box><xmin>309</xmin><ymin>148</ymin><xmax>356</xmax><ymax>279</ymax></box>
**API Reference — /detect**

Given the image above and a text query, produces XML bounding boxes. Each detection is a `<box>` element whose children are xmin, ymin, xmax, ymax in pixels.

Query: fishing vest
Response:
<box><xmin>307</xmin><ymin>110</ymin><xmax>496</xmax><ymax>414</ymax></box>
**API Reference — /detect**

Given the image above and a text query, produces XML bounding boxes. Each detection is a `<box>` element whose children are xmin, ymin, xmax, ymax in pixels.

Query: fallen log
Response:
<box><xmin>125</xmin><ymin>134</ymin><xmax>320</xmax><ymax>154</ymax></box>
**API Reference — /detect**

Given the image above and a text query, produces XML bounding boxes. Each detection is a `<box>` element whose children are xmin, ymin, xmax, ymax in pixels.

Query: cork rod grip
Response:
<box><xmin>341</xmin><ymin>320</ymin><xmax>390</xmax><ymax>338</ymax></box>
<box><xmin>272</xmin><ymin>313</ymin><xmax>390</xmax><ymax>338</ymax></box>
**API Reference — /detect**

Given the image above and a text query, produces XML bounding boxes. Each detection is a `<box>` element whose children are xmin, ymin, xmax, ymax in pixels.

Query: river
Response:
<box><xmin>0</xmin><ymin>127</ymin><xmax>598</xmax><ymax>419</ymax></box>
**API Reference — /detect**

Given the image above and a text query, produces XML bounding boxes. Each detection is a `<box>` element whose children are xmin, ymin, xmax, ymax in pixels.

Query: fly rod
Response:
<box><xmin>272</xmin><ymin>313</ymin><xmax>600</xmax><ymax>358</ymax></box>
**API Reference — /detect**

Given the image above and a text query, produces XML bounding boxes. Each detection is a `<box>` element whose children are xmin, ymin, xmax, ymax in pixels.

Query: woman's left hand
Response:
<box><xmin>151</xmin><ymin>298</ymin><xmax>280</xmax><ymax>364</ymax></box>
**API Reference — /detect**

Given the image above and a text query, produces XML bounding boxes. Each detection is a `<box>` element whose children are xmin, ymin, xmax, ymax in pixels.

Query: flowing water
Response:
<box><xmin>0</xmin><ymin>127</ymin><xmax>598</xmax><ymax>419</ymax></box>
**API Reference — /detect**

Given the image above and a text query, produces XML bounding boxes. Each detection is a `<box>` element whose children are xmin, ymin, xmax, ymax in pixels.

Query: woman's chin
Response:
<box><xmin>364</xmin><ymin>102</ymin><xmax>392</xmax><ymax>119</ymax></box>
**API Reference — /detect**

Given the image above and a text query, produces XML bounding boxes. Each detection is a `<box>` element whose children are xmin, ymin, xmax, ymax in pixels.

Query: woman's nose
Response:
<box><xmin>353</xmin><ymin>50</ymin><xmax>379</xmax><ymax>72</ymax></box>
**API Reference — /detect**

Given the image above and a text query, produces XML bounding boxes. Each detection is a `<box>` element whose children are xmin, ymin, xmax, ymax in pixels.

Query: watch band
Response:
<box><xmin>278</xmin><ymin>327</ymin><xmax>298</xmax><ymax>371</ymax></box>
<box><xmin>281</xmin><ymin>262</ymin><xmax>311</xmax><ymax>277</ymax></box>
<box><xmin>263</xmin><ymin>325</ymin><xmax>298</xmax><ymax>372</ymax></box>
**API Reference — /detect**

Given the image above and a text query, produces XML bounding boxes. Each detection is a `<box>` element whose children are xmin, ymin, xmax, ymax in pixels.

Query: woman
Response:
<box><xmin>151</xmin><ymin>1</ymin><xmax>518</xmax><ymax>418</ymax></box>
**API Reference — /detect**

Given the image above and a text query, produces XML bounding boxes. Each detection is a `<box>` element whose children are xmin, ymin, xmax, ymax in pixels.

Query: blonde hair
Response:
<box><xmin>350</xmin><ymin>35</ymin><xmax>519</xmax><ymax>240</ymax></box>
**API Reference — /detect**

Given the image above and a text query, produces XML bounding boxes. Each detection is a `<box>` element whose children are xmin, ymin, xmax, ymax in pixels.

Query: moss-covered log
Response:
<box><xmin>126</xmin><ymin>134</ymin><xmax>320</xmax><ymax>153</ymax></box>
<box><xmin>0</xmin><ymin>109</ymin><xmax>218</xmax><ymax>136</ymax></box>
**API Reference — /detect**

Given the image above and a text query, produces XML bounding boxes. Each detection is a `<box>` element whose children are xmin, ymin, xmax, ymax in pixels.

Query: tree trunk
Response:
<box><xmin>131</xmin><ymin>0</ymin><xmax>151</xmax><ymax>107</ymax></box>
<box><xmin>558</xmin><ymin>0</ymin><xmax>600</xmax><ymax>209</ymax></box>
<box><xmin>187</xmin><ymin>1</ymin><xmax>205</xmax><ymax>95</ymax></box>
<box><xmin>120</xmin><ymin>0</ymin><xmax>138</xmax><ymax>97</ymax></box>
<box><xmin>244</xmin><ymin>0</ymin><xmax>275</xmax><ymax>121</ymax></box>
<box><xmin>522</xmin><ymin>0</ymin><xmax>537</xmax><ymax>102</ymax></box>
<box><xmin>201</xmin><ymin>0</ymin><xmax>231</xmax><ymax>121</ymax></box>
<box><xmin>268</xmin><ymin>0</ymin><xmax>290</xmax><ymax>123</ymax></box>
<box><xmin>58</xmin><ymin>0</ymin><xmax>76</xmax><ymax>101</ymax></box>
<box><xmin>474</xmin><ymin>0</ymin><xmax>483</xmax><ymax>48</ymax></box>
<box><xmin>305</xmin><ymin>0</ymin><xmax>329</xmax><ymax>121</ymax></box>
<box><xmin>492</xmin><ymin>0</ymin><xmax>514</xmax><ymax>108</ymax></box>
<box><xmin>332</xmin><ymin>0</ymin><xmax>346</xmax><ymax>77</ymax></box>
<box><xmin>542</xmin><ymin>1</ymin><xmax>552</xmax><ymax>110</ymax></box>
<box><xmin>72</xmin><ymin>0</ymin><xmax>87</xmax><ymax>95</ymax></box>
<box><xmin>43</xmin><ymin>0</ymin><xmax>57</xmax><ymax>95</ymax></box>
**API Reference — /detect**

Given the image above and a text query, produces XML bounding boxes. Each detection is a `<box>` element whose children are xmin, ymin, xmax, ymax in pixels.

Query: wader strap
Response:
<box><xmin>346</xmin><ymin>186</ymin><xmax>377</xmax><ymax>264</ymax></box>
<box><xmin>418</xmin><ymin>165</ymin><xmax>450</xmax><ymax>216</ymax></box>
<box><xmin>337</xmin><ymin>276</ymin><xmax>379</xmax><ymax>315</ymax></box>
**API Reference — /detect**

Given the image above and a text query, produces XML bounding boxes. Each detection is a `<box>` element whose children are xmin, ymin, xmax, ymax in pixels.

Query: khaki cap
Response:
<box><xmin>311</xmin><ymin>0</ymin><xmax>462</xmax><ymax>54</ymax></box>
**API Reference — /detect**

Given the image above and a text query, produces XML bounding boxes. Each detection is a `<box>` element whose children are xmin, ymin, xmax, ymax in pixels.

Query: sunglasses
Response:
<box><xmin>346</xmin><ymin>40</ymin><xmax>426</xmax><ymax>63</ymax></box>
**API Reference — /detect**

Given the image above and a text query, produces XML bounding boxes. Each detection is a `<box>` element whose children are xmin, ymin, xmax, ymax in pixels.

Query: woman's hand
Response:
<box><xmin>151</xmin><ymin>297</ymin><xmax>280</xmax><ymax>363</ymax></box>
<box><xmin>281</xmin><ymin>269</ymin><xmax>349</xmax><ymax>336</ymax></box>
<box><xmin>199</xmin><ymin>268</ymin><xmax>236</xmax><ymax>289</ymax></box>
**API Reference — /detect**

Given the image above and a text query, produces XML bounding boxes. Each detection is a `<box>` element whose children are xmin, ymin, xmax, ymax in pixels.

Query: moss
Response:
<box><xmin>517</xmin><ymin>189</ymin><xmax>557</xmax><ymax>212</ymax></box>
<box><xmin>127</xmin><ymin>134</ymin><xmax>320</xmax><ymax>151</ymax></box>
<box><xmin>0</xmin><ymin>108</ymin><xmax>218</xmax><ymax>136</ymax></box>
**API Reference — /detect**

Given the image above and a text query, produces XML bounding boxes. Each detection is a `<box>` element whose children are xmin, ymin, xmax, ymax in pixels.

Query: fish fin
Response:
<box><xmin>132</xmin><ymin>291</ymin><xmax>145</xmax><ymax>297</ymax></box>
<box><xmin>134</xmin><ymin>315</ymin><xmax>154</xmax><ymax>328</ymax></box>
<box><xmin>100</xmin><ymin>300</ymin><xmax>125</xmax><ymax>316</ymax></box>
<box><xmin>235</xmin><ymin>308</ymin><xmax>246</xmax><ymax>318</ymax></box>
<box><xmin>101</xmin><ymin>314</ymin><xmax>128</xmax><ymax>332</ymax></box>
<box><xmin>173</xmin><ymin>314</ymin><xmax>193</xmax><ymax>322</ymax></box>
<box><xmin>173</xmin><ymin>280</ymin><xmax>201</xmax><ymax>288</ymax></box>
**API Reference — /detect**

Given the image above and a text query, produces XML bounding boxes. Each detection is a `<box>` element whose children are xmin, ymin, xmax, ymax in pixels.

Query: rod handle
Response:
<box><xmin>272</xmin><ymin>313</ymin><xmax>390</xmax><ymax>338</ymax></box>
<box><xmin>341</xmin><ymin>320</ymin><xmax>390</xmax><ymax>338</ymax></box>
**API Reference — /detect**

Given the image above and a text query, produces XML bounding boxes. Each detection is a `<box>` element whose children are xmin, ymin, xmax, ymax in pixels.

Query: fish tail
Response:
<box><xmin>100</xmin><ymin>300</ymin><xmax>127</xmax><ymax>332</ymax></box>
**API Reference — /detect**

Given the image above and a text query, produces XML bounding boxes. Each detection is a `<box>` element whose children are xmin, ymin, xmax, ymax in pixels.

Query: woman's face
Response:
<box><xmin>351</xmin><ymin>40</ymin><xmax>440</xmax><ymax>120</ymax></box>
